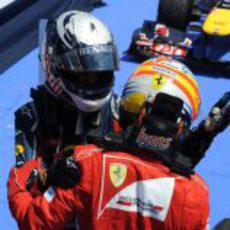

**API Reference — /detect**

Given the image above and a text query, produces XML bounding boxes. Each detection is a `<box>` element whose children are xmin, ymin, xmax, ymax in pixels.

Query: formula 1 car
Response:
<box><xmin>127</xmin><ymin>0</ymin><xmax>230</xmax><ymax>66</ymax></box>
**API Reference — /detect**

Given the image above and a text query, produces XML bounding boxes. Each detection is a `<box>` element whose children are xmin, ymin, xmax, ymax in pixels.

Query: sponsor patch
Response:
<box><xmin>109</xmin><ymin>163</ymin><xmax>127</xmax><ymax>187</ymax></box>
<box><xmin>152</xmin><ymin>66</ymin><xmax>177</xmax><ymax>77</ymax></box>
<box><xmin>152</xmin><ymin>73</ymin><xmax>167</xmax><ymax>90</ymax></box>
<box><xmin>116</xmin><ymin>196</ymin><xmax>164</xmax><ymax>213</ymax></box>
<box><xmin>79</xmin><ymin>45</ymin><xmax>114</xmax><ymax>56</ymax></box>
<box><xmin>100</xmin><ymin>178</ymin><xmax>175</xmax><ymax>221</ymax></box>
<box><xmin>136</xmin><ymin>127</ymin><xmax>172</xmax><ymax>151</ymax></box>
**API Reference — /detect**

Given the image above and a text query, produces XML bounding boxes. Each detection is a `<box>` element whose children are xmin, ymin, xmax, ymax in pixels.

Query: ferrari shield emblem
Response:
<box><xmin>109</xmin><ymin>163</ymin><xmax>127</xmax><ymax>187</ymax></box>
<box><xmin>152</xmin><ymin>74</ymin><xmax>167</xmax><ymax>91</ymax></box>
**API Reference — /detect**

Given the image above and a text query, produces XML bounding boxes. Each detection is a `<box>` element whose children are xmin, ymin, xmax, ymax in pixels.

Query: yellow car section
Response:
<box><xmin>203</xmin><ymin>8</ymin><xmax>230</xmax><ymax>36</ymax></box>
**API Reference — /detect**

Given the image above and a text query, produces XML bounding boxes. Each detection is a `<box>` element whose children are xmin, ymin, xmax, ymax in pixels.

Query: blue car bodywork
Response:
<box><xmin>187</xmin><ymin>14</ymin><xmax>230</xmax><ymax>63</ymax></box>
<box><xmin>127</xmin><ymin>0</ymin><xmax>230</xmax><ymax>66</ymax></box>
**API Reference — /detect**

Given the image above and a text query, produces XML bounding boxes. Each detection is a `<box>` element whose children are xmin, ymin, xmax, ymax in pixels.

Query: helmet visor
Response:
<box><xmin>61</xmin><ymin>70</ymin><xmax>114</xmax><ymax>99</ymax></box>
<box><xmin>55</xmin><ymin>44</ymin><xmax>119</xmax><ymax>72</ymax></box>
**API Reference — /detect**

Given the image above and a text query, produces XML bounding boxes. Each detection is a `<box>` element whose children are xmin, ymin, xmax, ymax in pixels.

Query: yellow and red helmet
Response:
<box><xmin>121</xmin><ymin>56</ymin><xmax>201</xmax><ymax>125</ymax></box>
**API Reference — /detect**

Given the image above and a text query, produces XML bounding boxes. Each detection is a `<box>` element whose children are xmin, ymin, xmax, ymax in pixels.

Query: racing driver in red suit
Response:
<box><xmin>7</xmin><ymin>58</ymin><xmax>216</xmax><ymax>230</ymax></box>
<box><xmin>8</xmin><ymin>143</ymin><xmax>209</xmax><ymax>230</ymax></box>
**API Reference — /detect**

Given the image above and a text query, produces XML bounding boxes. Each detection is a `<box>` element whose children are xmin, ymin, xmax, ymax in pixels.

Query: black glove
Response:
<box><xmin>26</xmin><ymin>168</ymin><xmax>47</xmax><ymax>194</ymax></box>
<box><xmin>203</xmin><ymin>92</ymin><xmax>230</xmax><ymax>136</ymax></box>
<box><xmin>46</xmin><ymin>155</ymin><xmax>81</xmax><ymax>189</ymax></box>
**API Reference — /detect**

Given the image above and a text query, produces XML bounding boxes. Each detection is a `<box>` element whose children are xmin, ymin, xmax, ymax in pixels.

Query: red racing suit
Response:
<box><xmin>8</xmin><ymin>145</ymin><xmax>210</xmax><ymax>230</ymax></box>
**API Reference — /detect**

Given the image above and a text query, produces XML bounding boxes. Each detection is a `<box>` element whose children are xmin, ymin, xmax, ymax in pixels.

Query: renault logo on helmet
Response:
<box><xmin>79</xmin><ymin>45</ymin><xmax>114</xmax><ymax>56</ymax></box>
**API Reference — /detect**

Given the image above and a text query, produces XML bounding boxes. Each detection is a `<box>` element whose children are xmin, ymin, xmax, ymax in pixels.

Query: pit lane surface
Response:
<box><xmin>0</xmin><ymin>0</ymin><xmax>229</xmax><ymax>228</ymax></box>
